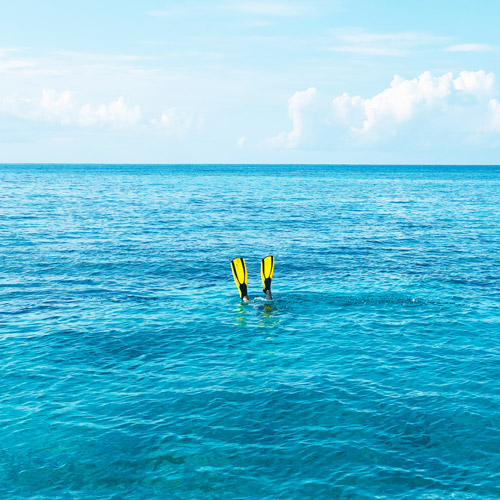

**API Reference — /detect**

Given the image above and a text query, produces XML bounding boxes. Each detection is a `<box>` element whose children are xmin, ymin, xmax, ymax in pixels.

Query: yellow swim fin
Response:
<box><xmin>261</xmin><ymin>255</ymin><xmax>274</xmax><ymax>294</ymax></box>
<box><xmin>231</xmin><ymin>257</ymin><xmax>248</xmax><ymax>299</ymax></box>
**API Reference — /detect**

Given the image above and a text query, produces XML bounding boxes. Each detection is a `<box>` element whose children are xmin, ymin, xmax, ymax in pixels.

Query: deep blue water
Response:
<box><xmin>1</xmin><ymin>164</ymin><xmax>500</xmax><ymax>499</ymax></box>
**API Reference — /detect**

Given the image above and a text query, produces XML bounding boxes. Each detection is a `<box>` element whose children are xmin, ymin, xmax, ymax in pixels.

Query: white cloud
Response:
<box><xmin>0</xmin><ymin>47</ymin><xmax>35</xmax><ymax>71</ymax></box>
<box><xmin>40</xmin><ymin>89</ymin><xmax>76</xmax><ymax>125</ymax></box>
<box><xmin>1</xmin><ymin>87</ymin><xmax>204</xmax><ymax>139</ymax></box>
<box><xmin>333</xmin><ymin>71</ymin><xmax>466</xmax><ymax>136</ymax></box>
<box><xmin>236</xmin><ymin>136</ymin><xmax>247</xmax><ymax>147</ymax></box>
<box><xmin>488</xmin><ymin>99</ymin><xmax>500</xmax><ymax>131</ymax></box>
<box><xmin>269</xmin><ymin>70</ymin><xmax>499</xmax><ymax>148</ymax></box>
<box><xmin>445</xmin><ymin>43</ymin><xmax>494</xmax><ymax>52</ymax></box>
<box><xmin>326</xmin><ymin>29</ymin><xmax>449</xmax><ymax>57</ymax></box>
<box><xmin>267</xmin><ymin>87</ymin><xmax>319</xmax><ymax>147</ymax></box>
<box><xmin>152</xmin><ymin>107</ymin><xmax>204</xmax><ymax>137</ymax></box>
<box><xmin>79</xmin><ymin>97</ymin><xmax>141</xmax><ymax>126</ymax></box>
<box><xmin>247</xmin><ymin>20</ymin><xmax>274</xmax><ymax>28</ymax></box>
<box><xmin>453</xmin><ymin>70</ymin><xmax>494</xmax><ymax>95</ymax></box>
<box><xmin>336</xmin><ymin>32</ymin><xmax>444</xmax><ymax>44</ymax></box>
<box><xmin>146</xmin><ymin>7</ymin><xmax>192</xmax><ymax>18</ymax></box>
<box><xmin>327</xmin><ymin>46</ymin><xmax>407</xmax><ymax>56</ymax></box>
<box><xmin>1</xmin><ymin>89</ymin><xmax>141</xmax><ymax>128</ymax></box>
<box><xmin>148</xmin><ymin>1</ymin><xmax>312</xmax><ymax>19</ymax></box>
<box><xmin>49</xmin><ymin>50</ymin><xmax>155</xmax><ymax>63</ymax></box>
<box><xmin>0</xmin><ymin>59</ymin><xmax>35</xmax><ymax>71</ymax></box>
<box><xmin>338</xmin><ymin>70</ymin><xmax>495</xmax><ymax>137</ymax></box>
<box><xmin>221</xmin><ymin>1</ymin><xmax>310</xmax><ymax>16</ymax></box>
<box><xmin>0</xmin><ymin>89</ymin><xmax>75</xmax><ymax>124</ymax></box>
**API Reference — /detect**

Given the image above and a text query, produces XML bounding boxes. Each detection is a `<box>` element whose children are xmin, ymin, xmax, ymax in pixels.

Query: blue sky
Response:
<box><xmin>1</xmin><ymin>0</ymin><xmax>500</xmax><ymax>163</ymax></box>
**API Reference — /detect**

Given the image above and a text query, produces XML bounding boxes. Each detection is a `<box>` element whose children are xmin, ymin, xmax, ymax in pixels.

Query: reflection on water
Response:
<box><xmin>259</xmin><ymin>300</ymin><xmax>280</xmax><ymax>328</ymax></box>
<box><xmin>232</xmin><ymin>299</ymin><xmax>281</xmax><ymax>329</ymax></box>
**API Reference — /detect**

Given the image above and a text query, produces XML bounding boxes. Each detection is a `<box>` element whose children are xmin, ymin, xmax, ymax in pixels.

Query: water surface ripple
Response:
<box><xmin>1</xmin><ymin>164</ymin><xmax>500</xmax><ymax>499</ymax></box>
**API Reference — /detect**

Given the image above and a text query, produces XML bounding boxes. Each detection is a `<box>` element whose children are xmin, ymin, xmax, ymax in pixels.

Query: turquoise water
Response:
<box><xmin>1</xmin><ymin>164</ymin><xmax>500</xmax><ymax>499</ymax></box>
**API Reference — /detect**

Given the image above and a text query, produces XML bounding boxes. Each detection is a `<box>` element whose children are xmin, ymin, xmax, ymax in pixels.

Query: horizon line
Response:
<box><xmin>2</xmin><ymin>162</ymin><xmax>500</xmax><ymax>167</ymax></box>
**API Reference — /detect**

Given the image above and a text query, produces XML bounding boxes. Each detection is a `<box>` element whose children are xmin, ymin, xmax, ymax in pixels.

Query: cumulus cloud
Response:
<box><xmin>333</xmin><ymin>70</ymin><xmax>494</xmax><ymax>137</ymax></box>
<box><xmin>336</xmin><ymin>70</ymin><xmax>494</xmax><ymax>139</ymax></box>
<box><xmin>267</xmin><ymin>87</ymin><xmax>320</xmax><ymax>147</ymax></box>
<box><xmin>269</xmin><ymin>70</ymin><xmax>499</xmax><ymax>149</ymax></box>
<box><xmin>0</xmin><ymin>89</ymin><xmax>141</xmax><ymax>128</ymax></box>
<box><xmin>453</xmin><ymin>70</ymin><xmax>494</xmax><ymax>95</ymax></box>
<box><xmin>1</xmin><ymin>89</ymin><xmax>205</xmax><ymax>139</ymax></box>
<box><xmin>40</xmin><ymin>89</ymin><xmax>76</xmax><ymax>124</ymax></box>
<box><xmin>79</xmin><ymin>97</ymin><xmax>141</xmax><ymax>126</ymax></box>
<box><xmin>0</xmin><ymin>89</ymin><xmax>75</xmax><ymax>124</ymax></box>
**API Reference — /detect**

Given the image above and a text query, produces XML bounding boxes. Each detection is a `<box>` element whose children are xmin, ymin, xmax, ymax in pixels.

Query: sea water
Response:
<box><xmin>1</xmin><ymin>164</ymin><xmax>499</xmax><ymax>499</ymax></box>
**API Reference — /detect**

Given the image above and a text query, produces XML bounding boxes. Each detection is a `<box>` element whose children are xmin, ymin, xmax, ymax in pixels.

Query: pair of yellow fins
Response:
<box><xmin>231</xmin><ymin>256</ymin><xmax>274</xmax><ymax>300</ymax></box>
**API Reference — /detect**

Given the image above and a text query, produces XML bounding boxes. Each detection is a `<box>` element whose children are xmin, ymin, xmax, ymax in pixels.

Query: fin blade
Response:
<box><xmin>231</xmin><ymin>258</ymin><xmax>248</xmax><ymax>298</ymax></box>
<box><xmin>260</xmin><ymin>255</ymin><xmax>274</xmax><ymax>292</ymax></box>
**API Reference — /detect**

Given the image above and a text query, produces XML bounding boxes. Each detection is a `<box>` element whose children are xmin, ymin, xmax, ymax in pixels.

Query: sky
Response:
<box><xmin>1</xmin><ymin>0</ymin><xmax>500</xmax><ymax>164</ymax></box>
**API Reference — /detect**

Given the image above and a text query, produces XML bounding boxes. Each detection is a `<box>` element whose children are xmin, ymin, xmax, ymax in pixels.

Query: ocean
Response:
<box><xmin>1</xmin><ymin>164</ymin><xmax>499</xmax><ymax>499</ymax></box>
